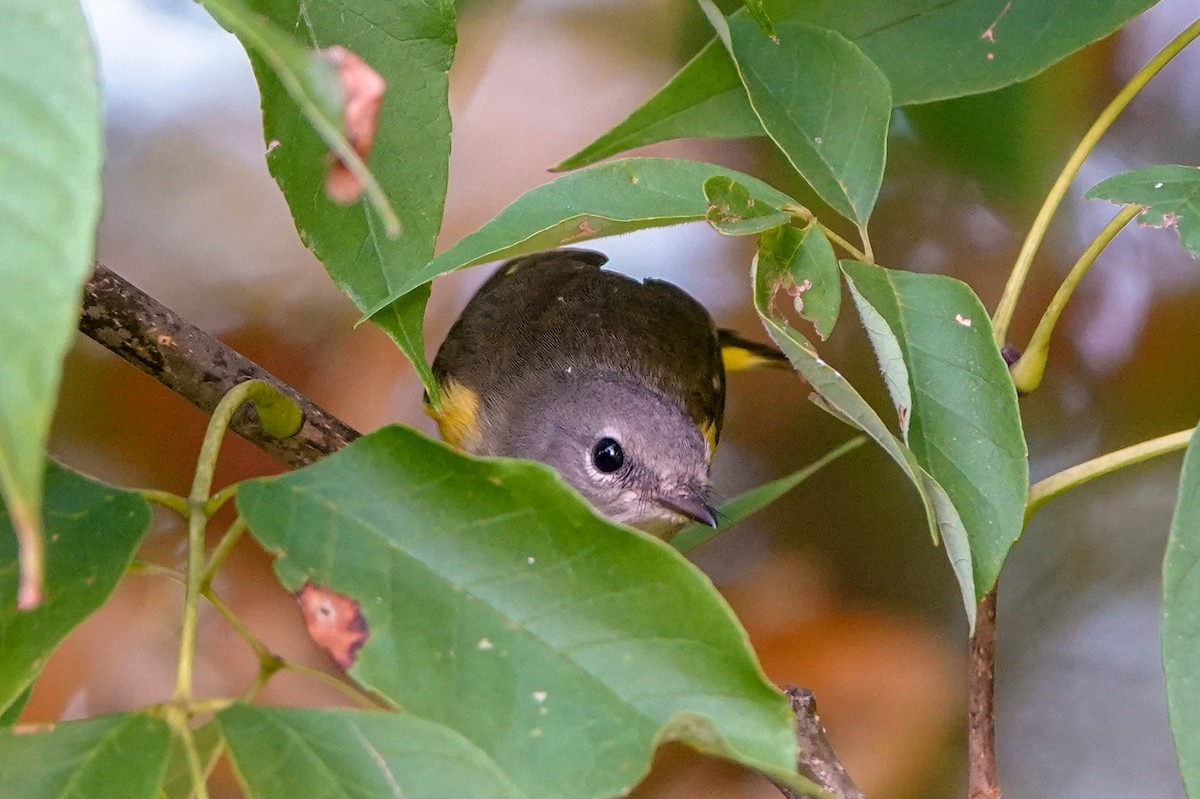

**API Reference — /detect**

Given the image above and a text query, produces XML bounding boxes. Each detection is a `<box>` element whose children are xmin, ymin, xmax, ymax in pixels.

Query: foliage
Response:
<box><xmin>0</xmin><ymin>1</ymin><xmax>1197</xmax><ymax>797</ymax></box>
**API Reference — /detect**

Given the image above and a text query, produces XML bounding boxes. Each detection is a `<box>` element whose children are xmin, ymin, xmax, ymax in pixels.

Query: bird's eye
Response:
<box><xmin>591</xmin><ymin>437</ymin><xmax>625</xmax><ymax>473</ymax></box>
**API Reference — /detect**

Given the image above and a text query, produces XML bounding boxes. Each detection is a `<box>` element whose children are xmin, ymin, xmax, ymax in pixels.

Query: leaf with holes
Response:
<box><xmin>703</xmin><ymin>175</ymin><xmax>790</xmax><ymax>236</ymax></box>
<box><xmin>237</xmin><ymin>425</ymin><xmax>817</xmax><ymax>797</ymax></box>
<box><xmin>757</xmin><ymin>224</ymin><xmax>841</xmax><ymax>340</ymax></box>
<box><xmin>1086</xmin><ymin>165</ymin><xmax>1200</xmax><ymax>259</ymax></box>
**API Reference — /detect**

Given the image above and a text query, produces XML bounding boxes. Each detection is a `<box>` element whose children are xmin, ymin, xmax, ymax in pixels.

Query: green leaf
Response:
<box><xmin>364</xmin><ymin>158</ymin><xmax>798</xmax><ymax>319</ymax></box>
<box><xmin>703</xmin><ymin>6</ymin><xmax>891</xmax><ymax>226</ymax></box>
<box><xmin>0</xmin><ymin>0</ymin><xmax>103</xmax><ymax>608</ymax></box>
<box><xmin>201</xmin><ymin>0</ymin><xmax>399</xmax><ymax>234</ymax></box>
<box><xmin>841</xmin><ymin>260</ymin><xmax>1027</xmax><ymax>597</ymax></box>
<box><xmin>562</xmin><ymin>0</ymin><xmax>1155</xmax><ymax>167</ymax></box>
<box><xmin>553</xmin><ymin>40</ymin><xmax>762</xmax><ymax>171</ymax></box>
<box><xmin>757</xmin><ymin>225</ymin><xmax>842</xmax><ymax>340</ymax></box>
<box><xmin>752</xmin><ymin>246</ymin><xmax>976</xmax><ymax>627</ymax></box>
<box><xmin>0</xmin><ymin>463</ymin><xmax>151</xmax><ymax>715</ymax></box>
<box><xmin>159</xmin><ymin>722</ymin><xmax>221</xmax><ymax>799</ymax></box>
<box><xmin>1085</xmin><ymin>165</ymin><xmax>1200</xmax><ymax>260</ymax></box>
<box><xmin>237</xmin><ymin>425</ymin><xmax>814</xmax><ymax>797</ymax></box>
<box><xmin>1164</xmin><ymin>425</ymin><xmax>1200</xmax><ymax>798</ymax></box>
<box><xmin>743</xmin><ymin>0</ymin><xmax>777</xmax><ymax>40</ymax></box>
<box><xmin>220</xmin><ymin>705</ymin><xmax>527</xmax><ymax>799</ymax></box>
<box><xmin>240</xmin><ymin>0</ymin><xmax>456</xmax><ymax>396</ymax></box>
<box><xmin>703</xmin><ymin>175</ymin><xmax>791</xmax><ymax>236</ymax></box>
<box><xmin>673</xmin><ymin>436</ymin><xmax>866</xmax><ymax>553</ymax></box>
<box><xmin>0</xmin><ymin>713</ymin><xmax>171</xmax><ymax>799</ymax></box>
<box><xmin>0</xmin><ymin>686</ymin><xmax>30</xmax><ymax>727</ymax></box>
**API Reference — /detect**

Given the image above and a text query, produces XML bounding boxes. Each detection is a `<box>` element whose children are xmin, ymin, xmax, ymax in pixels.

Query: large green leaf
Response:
<box><xmin>364</xmin><ymin>157</ymin><xmax>797</xmax><ymax>319</ymax></box>
<box><xmin>0</xmin><ymin>0</ymin><xmax>103</xmax><ymax>608</ymax></box>
<box><xmin>0</xmin><ymin>713</ymin><xmax>171</xmax><ymax>799</ymax></box>
<box><xmin>1086</xmin><ymin>165</ymin><xmax>1200</xmax><ymax>260</ymax></box>
<box><xmin>561</xmin><ymin>0</ymin><xmax>1155</xmax><ymax>168</ymax></box>
<box><xmin>1164</xmin><ymin>425</ymin><xmax>1200</xmax><ymax>798</ymax></box>
<box><xmin>841</xmin><ymin>260</ymin><xmax>1027</xmax><ymax>596</ymax></box>
<box><xmin>240</xmin><ymin>0</ymin><xmax>456</xmax><ymax>394</ymax></box>
<box><xmin>0</xmin><ymin>463</ymin><xmax>151</xmax><ymax>715</ymax></box>
<box><xmin>237</xmin><ymin>425</ymin><xmax>814</xmax><ymax>797</ymax></box>
<box><xmin>703</xmin><ymin>6</ymin><xmax>891</xmax><ymax>226</ymax></box>
<box><xmin>752</xmin><ymin>243</ymin><xmax>977</xmax><ymax>627</ymax></box>
<box><xmin>220</xmin><ymin>705</ymin><xmax>527</xmax><ymax>799</ymax></box>
<box><xmin>769</xmin><ymin>0</ymin><xmax>1158</xmax><ymax>105</ymax></box>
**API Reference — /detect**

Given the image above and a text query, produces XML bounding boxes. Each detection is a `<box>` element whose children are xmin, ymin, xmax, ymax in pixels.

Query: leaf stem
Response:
<box><xmin>174</xmin><ymin>380</ymin><xmax>301</xmax><ymax>706</ymax></box>
<box><xmin>203</xmin><ymin>482</ymin><xmax>240</xmax><ymax>517</ymax></box>
<box><xmin>857</xmin><ymin>224</ymin><xmax>875</xmax><ymax>263</ymax></box>
<box><xmin>784</xmin><ymin>205</ymin><xmax>869</xmax><ymax>262</ymax></box>
<box><xmin>201</xmin><ymin>516</ymin><xmax>248</xmax><ymax>588</ymax></box>
<box><xmin>991</xmin><ymin>16</ymin><xmax>1200</xmax><ymax>346</ymax></box>
<box><xmin>1009</xmin><ymin>205</ymin><xmax>1140</xmax><ymax>392</ymax></box>
<box><xmin>136</xmin><ymin>489</ymin><xmax>190</xmax><ymax>516</ymax></box>
<box><xmin>1026</xmin><ymin>426</ymin><xmax>1196</xmax><ymax>518</ymax></box>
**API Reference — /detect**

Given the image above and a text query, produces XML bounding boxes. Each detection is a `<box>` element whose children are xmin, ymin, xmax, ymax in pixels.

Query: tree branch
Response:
<box><xmin>968</xmin><ymin>588</ymin><xmax>1000</xmax><ymax>799</ymax></box>
<box><xmin>78</xmin><ymin>263</ymin><xmax>359</xmax><ymax>467</ymax></box>
<box><xmin>770</xmin><ymin>687</ymin><xmax>866</xmax><ymax>799</ymax></box>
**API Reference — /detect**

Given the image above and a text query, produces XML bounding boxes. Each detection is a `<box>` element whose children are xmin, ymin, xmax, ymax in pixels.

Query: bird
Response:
<box><xmin>428</xmin><ymin>248</ymin><xmax>785</xmax><ymax>537</ymax></box>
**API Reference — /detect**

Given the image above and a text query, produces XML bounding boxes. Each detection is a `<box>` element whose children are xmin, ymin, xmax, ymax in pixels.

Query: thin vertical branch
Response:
<box><xmin>968</xmin><ymin>588</ymin><xmax>1000</xmax><ymax>799</ymax></box>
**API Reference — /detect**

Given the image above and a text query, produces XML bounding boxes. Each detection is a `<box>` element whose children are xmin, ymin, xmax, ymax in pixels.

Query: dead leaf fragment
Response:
<box><xmin>295</xmin><ymin>581</ymin><xmax>368</xmax><ymax>668</ymax></box>
<box><xmin>321</xmin><ymin>46</ymin><xmax>386</xmax><ymax>204</ymax></box>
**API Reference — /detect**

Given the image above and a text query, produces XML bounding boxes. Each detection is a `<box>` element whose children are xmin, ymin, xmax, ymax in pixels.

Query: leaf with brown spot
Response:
<box><xmin>295</xmin><ymin>581</ymin><xmax>369</xmax><ymax>669</ymax></box>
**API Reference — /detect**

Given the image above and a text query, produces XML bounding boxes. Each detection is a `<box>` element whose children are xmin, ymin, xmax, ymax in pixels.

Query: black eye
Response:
<box><xmin>592</xmin><ymin>437</ymin><xmax>625</xmax><ymax>473</ymax></box>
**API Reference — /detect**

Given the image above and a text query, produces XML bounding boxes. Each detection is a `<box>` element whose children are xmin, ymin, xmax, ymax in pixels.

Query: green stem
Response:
<box><xmin>784</xmin><ymin>205</ymin><xmax>870</xmax><ymax>262</ymax></box>
<box><xmin>137</xmin><ymin>489</ymin><xmax>190</xmax><ymax>517</ymax></box>
<box><xmin>991</xmin><ymin>16</ymin><xmax>1200</xmax><ymax>346</ymax></box>
<box><xmin>1026</xmin><ymin>427</ymin><xmax>1195</xmax><ymax>518</ymax></box>
<box><xmin>201</xmin><ymin>516</ymin><xmax>247</xmax><ymax>588</ymax></box>
<box><xmin>857</xmin><ymin>224</ymin><xmax>875</xmax><ymax>263</ymax></box>
<box><xmin>1009</xmin><ymin>205</ymin><xmax>1140</xmax><ymax>392</ymax></box>
<box><xmin>173</xmin><ymin>380</ymin><xmax>300</xmax><ymax>706</ymax></box>
<box><xmin>281</xmin><ymin>661</ymin><xmax>392</xmax><ymax>709</ymax></box>
<box><xmin>203</xmin><ymin>482</ymin><xmax>240</xmax><ymax>518</ymax></box>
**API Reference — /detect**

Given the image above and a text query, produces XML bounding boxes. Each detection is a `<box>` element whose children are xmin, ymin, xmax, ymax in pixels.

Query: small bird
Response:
<box><xmin>428</xmin><ymin>248</ymin><xmax>783</xmax><ymax>537</ymax></box>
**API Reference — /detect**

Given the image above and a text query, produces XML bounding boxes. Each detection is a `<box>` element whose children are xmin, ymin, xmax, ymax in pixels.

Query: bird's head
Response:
<box><xmin>497</xmin><ymin>373</ymin><xmax>717</xmax><ymax>536</ymax></box>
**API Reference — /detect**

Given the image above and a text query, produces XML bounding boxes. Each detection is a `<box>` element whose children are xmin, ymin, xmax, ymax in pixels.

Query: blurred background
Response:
<box><xmin>27</xmin><ymin>0</ymin><xmax>1200</xmax><ymax>796</ymax></box>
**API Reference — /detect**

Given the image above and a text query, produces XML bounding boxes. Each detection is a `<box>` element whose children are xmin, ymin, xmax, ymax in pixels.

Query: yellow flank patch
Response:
<box><xmin>699</xmin><ymin>418</ymin><xmax>718</xmax><ymax>462</ymax></box>
<box><xmin>426</xmin><ymin>379</ymin><xmax>483</xmax><ymax>452</ymax></box>
<box><xmin>721</xmin><ymin>344</ymin><xmax>780</xmax><ymax>373</ymax></box>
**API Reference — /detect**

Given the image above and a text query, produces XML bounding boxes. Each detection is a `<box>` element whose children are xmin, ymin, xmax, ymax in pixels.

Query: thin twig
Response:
<box><xmin>769</xmin><ymin>687</ymin><xmax>865</xmax><ymax>799</ymax></box>
<box><xmin>968</xmin><ymin>589</ymin><xmax>1000</xmax><ymax>799</ymax></box>
<box><xmin>78</xmin><ymin>263</ymin><xmax>360</xmax><ymax>468</ymax></box>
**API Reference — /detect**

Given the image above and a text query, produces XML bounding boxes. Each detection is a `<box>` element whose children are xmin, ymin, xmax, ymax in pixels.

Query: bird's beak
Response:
<box><xmin>657</xmin><ymin>487</ymin><xmax>718</xmax><ymax>528</ymax></box>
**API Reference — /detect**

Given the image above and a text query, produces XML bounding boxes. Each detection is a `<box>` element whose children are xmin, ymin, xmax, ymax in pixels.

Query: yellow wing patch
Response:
<box><xmin>426</xmin><ymin>378</ymin><xmax>483</xmax><ymax>452</ymax></box>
